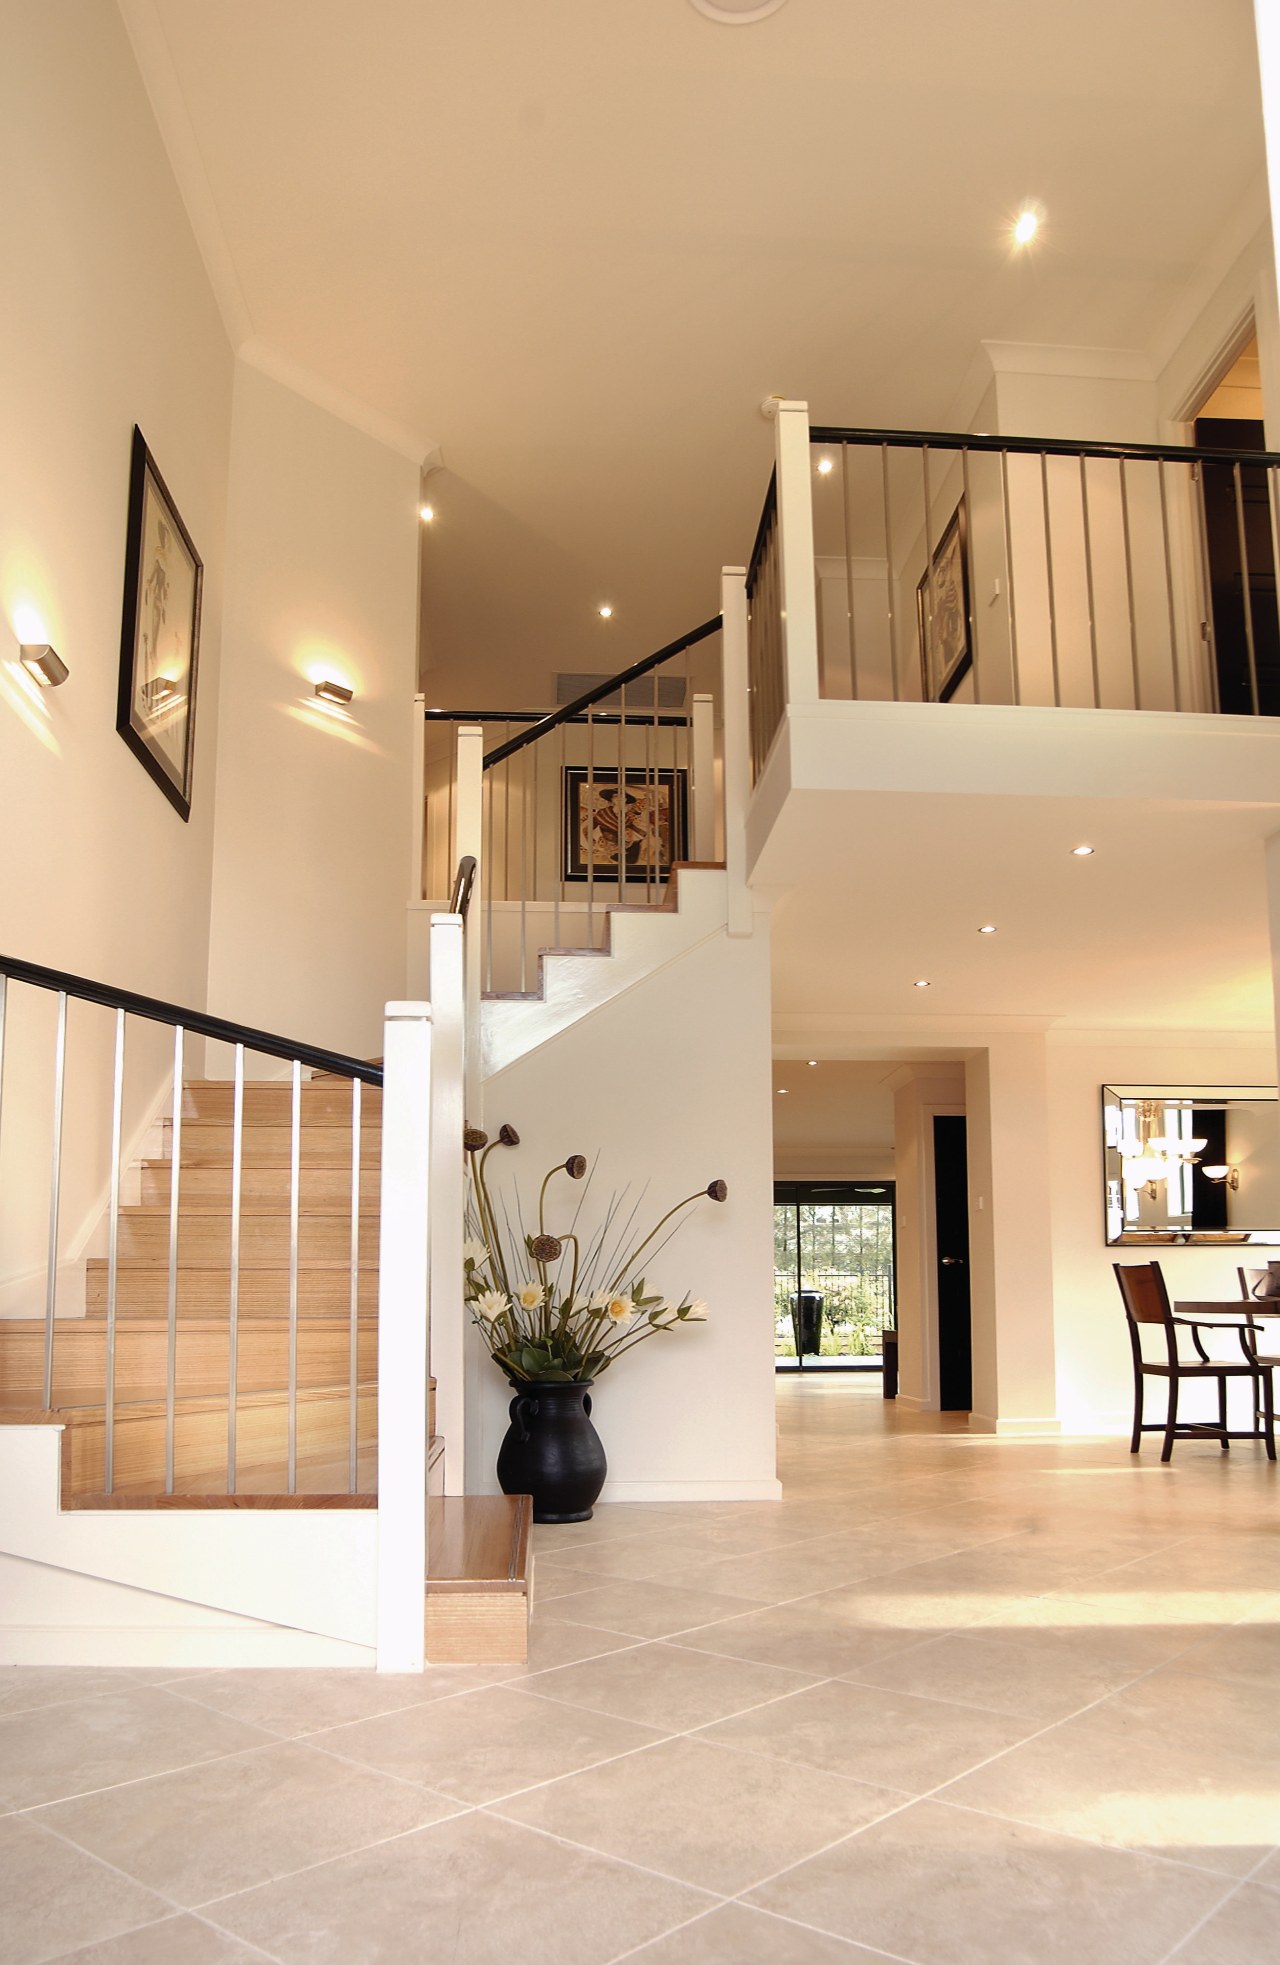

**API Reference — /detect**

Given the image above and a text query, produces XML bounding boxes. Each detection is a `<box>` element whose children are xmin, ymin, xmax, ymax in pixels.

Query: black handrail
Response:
<box><xmin>746</xmin><ymin>467</ymin><xmax>778</xmax><ymax>600</ymax></box>
<box><xmin>809</xmin><ymin>424</ymin><xmax>1280</xmax><ymax>469</ymax></box>
<box><xmin>424</xmin><ymin>709</ymin><xmax>693</xmax><ymax>729</ymax></box>
<box><xmin>449</xmin><ymin>856</ymin><xmax>477</xmax><ymax>918</ymax></box>
<box><xmin>0</xmin><ymin>954</ymin><xmax>383</xmax><ymax>1086</ymax></box>
<box><xmin>481</xmin><ymin>617</ymin><xmax>722</xmax><ymax>769</ymax></box>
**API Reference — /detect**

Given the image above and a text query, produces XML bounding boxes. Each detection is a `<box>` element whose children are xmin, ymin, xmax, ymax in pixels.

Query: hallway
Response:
<box><xmin>1</xmin><ymin>1378</ymin><xmax>1277</xmax><ymax>1962</ymax></box>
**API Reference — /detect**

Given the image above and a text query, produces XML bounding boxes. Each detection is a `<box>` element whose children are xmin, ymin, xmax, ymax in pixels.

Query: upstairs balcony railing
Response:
<box><xmin>747</xmin><ymin>402</ymin><xmax>1280</xmax><ymax>779</ymax></box>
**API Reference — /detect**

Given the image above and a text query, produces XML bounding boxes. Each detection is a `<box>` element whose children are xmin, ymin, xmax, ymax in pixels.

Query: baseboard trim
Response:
<box><xmin>0</xmin><ymin>1625</ymin><xmax>376</xmax><ymax>1668</ymax></box>
<box><xmin>894</xmin><ymin>1394</ymin><xmax>939</xmax><ymax>1412</ymax></box>
<box><xmin>967</xmin><ymin>1413</ymin><xmax>1062</xmax><ymax>1437</ymax></box>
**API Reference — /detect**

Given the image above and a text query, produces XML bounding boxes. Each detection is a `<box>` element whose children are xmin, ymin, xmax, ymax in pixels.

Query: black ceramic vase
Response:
<box><xmin>496</xmin><ymin>1379</ymin><xmax>606</xmax><ymax>1524</ymax></box>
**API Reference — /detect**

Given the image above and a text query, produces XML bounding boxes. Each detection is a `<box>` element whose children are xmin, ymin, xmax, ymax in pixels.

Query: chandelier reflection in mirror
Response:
<box><xmin>1102</xmin><ymin>1085</ymin><xmax>1280</xmax><ymax>1246</ymax></box>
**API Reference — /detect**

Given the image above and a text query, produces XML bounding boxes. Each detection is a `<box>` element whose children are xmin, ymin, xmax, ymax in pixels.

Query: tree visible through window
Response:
<box><xmin>774</xmin><ymin>1182</ymin><xmax>896</xmax><ymax>1367</ymax></box>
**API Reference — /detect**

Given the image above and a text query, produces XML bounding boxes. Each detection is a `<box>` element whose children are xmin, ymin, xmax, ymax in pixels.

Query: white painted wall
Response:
<box><xmin>1047</xmin><ymin>1030</ymin><xmax>1277</xmax><ymax>1433</ymax></box>
<box><xmin>0</xmin><ymin>1</ymin><xmax>233</xmax><ymax>1301</ymax></box>
<box><xmin>477</xmin><ymin>920</ymin><xmax>780</xmax><ymax>1502</ymax></box>
<box><xmin>206</xmin><ymin>365</ymin><xmax>420</xmax><ymax>1061</ymax></box>
<box><xmin>772</xmin><ymin>1063</ymin><xmax>896</xmax><ymax>1180</ymax></box>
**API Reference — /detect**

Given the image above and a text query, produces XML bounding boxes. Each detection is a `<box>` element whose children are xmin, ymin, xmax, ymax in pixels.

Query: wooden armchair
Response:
<box><xmin>1114</xmin><ymin>1261</ymin><xmax>1275</xmax><ymax>1463</ymax></box>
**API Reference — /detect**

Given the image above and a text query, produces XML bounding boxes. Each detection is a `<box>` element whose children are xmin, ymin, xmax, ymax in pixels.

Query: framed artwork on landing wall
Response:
<box><xmin>116</xmin><ymin>426</ymin><xmax>203</xmax><ymax>821</ymax></box>
<box><xmin>916</xmin><ymin>498</ymin><xmax>972</xmax><ymax>703</ymax></box>
<box><xmin>562</xmin><ymin>766</ymin><xmax>688</xmax><ymax>883</ymax></box>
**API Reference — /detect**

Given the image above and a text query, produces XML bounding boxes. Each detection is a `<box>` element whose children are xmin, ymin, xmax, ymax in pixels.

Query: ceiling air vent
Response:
<box><xmin>556</xmin><ymin>672</ymin><xmax>687</xmax><ymax>711</ymax></box>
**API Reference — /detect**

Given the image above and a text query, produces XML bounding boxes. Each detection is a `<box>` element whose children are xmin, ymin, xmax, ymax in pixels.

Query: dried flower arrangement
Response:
<box><xmin>463</xmin><ymin>1124</ymin><xmax>726</xmax><ymax>1385</ymax></box>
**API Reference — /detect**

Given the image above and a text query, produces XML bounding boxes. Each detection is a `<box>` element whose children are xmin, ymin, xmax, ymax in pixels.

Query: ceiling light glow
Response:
<box><xmin>816</xmin><ymin>456</ymin><xmax>834</xmax><ymax>475</ymax></box>
<box><xmin>1072</xmin><ymin>845</ymin><xmax>1095</xmax><ymax>857</ymax></box>
<box><xmin>978</xmin><ymin>924</ymin><xmax>997</xmax><ymax>934</ymax></box>
<box><xmin>1013</xmin><ymin>208</ymin><xmax>1040</xmax><ymax>246</ymax></box>
<box><xmin>419</xmin><ymin>504</ymin><xmax>435</xmax><ymax>523</ymax></box>
<box><xmin>913</xmin><ymin>979</ymin><xmax>931</xmax><ymax>989</ymax></box>
<box><xmin>598</xmin><ymin>604</ymin><xmax>614</xmax><ymax>619</ymax></box>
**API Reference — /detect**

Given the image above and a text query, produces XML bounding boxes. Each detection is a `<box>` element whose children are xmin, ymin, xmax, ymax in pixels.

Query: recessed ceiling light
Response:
<box><xmin>807</xmin><ymin>1059</ymin><xmax>817</xmax><ymax>1066</ymax></box>
<box><xmin>816</xmin><ymin>456</ymin><xmax>834</xmax><ymax>476</ymax></box>
<box><xmin>913</xmin><ymin>979</ymin><xmax>931</xmax><ymax>989</ymax></box>
<box><xmin>1072</xmin><ymin>845</ymin><xmax>1095</xmax><ymax>857</ymax></box>
<box><xmin>689</xmin><ymin>0</ymin><xmax>790</xmax><ymax>22</ymax></box>
<box><xmin>419</xmin><ymin>504</ymin><xmax>435</xmax><ymax>523</ymax></box>
<box><xmin>777</xmin><ymin>1087</ymin><xmax>789</xmax><ymax>1094</ymax></box>
<box><xmin>598</xmin><ymin>604</ymin><xmax>614</xmax><ymax>619</ymax></box>
<box><xmin>978</xmin><ymin>924</ymin><xmax>997</xmax><ymax>934</ymax></box>
<box><xmin>1013</xmin><ymin>208</ymin><xmax>1040</xmax><ymax>246</ymax></box>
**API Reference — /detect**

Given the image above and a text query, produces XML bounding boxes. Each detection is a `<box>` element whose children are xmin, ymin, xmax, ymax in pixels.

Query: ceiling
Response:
<box><xmin>762</xmin><ymin>789</ymin><xmax>1278</xmax><ymax>1036</ymax></box>
<box><xmin>125</xmin><ymin>0</ymin><xmax>1267</xmax><ymax>706</ymax></box>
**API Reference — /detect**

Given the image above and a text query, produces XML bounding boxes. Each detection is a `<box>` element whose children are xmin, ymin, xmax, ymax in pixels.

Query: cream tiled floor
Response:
<box><xmin>3</xmin><ymin>1377</ymin><xmax>1279</xmax><ymax>1963</ymax></box>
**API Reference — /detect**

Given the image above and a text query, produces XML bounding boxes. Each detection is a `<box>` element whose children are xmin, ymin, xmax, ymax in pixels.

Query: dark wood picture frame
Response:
<box><xmin>116</xmin><ymin>426</ymin><xmax>203</xmax><ymax>821</ymax></box>
<box><xmin>916</xmin><ymin>498</ymin><xmax>972</xmax><ymax>703</ymax></box>
<box><xmin>562</xmin><ymin>766</ymin><xmax>688</xmax><ymax>883</ymax></box>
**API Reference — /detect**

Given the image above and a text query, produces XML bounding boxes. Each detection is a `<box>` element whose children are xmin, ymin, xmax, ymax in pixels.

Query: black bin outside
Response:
<box><xmin>790</xmin><ymin>1292</ymin><xmax>823</xmax><ymax>1356</ymax></box>
<box><xmin>881</xmin><ymin>1329</ymin><xmax>899</xmax><ymax>1398</ymax></box>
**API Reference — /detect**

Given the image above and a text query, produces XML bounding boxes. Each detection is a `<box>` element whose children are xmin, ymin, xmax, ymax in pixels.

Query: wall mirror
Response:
<box><xmin>1103</xmin><ymin>1085</ymin><xmax>1280</xmax><ymax>1246</ymax></box>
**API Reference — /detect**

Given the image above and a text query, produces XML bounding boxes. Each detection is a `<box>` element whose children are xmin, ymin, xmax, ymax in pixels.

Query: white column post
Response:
<box><xmin>376</xmin><ymin>1001</ymin><xmax>432</xmax><ymax>1673</ymax></box>
<box><xmin>774</xmin><ymin>398</ymin><xmax>820</xmax><ymax>707</ymax></box>
<box><xmin>720</xmin><ymin>567</ymin><xmax>753</xmax><ymax>937</ymax></box>
<box><xmin>454</xmin><ymin>724</ymin><xmax>485</xmax><ymax>1123</ymax></box>
<box><xmin>409</xmin><ymin>694</ymin><xmax>425</xmax><ymax>902</ymax></box>
<box><xmin>428</xmin><ymin>912</ymin><xmax>466</xmax><ymax>1494</ymax></box>
<box><xmin>690</xmin><ymin>692</ymin><xmax>716</xmax><ymax>862</ymax></box>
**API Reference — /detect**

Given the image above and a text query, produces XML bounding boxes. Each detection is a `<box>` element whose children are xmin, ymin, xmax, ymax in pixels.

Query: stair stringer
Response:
<box><xmin>0</xmin><ymin>1423</ymin><xmax>378</xmax><ymax>1667</ymax></box>
<box><xmin>480</xmin><ymin>867</ymin><xmax>730</xmax><ymax>1077</ymax></box>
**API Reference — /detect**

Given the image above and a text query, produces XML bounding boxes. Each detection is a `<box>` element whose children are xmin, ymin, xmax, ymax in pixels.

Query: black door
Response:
<box><xmin>1196</xmin><ymin>416</ymin><xmax>1280</xmax><ymax>716</ymax></box>
<box><xmin>933</xmin><ymin>1116</ymin><xmax>972</xmax><ymax>1411</ymax></box>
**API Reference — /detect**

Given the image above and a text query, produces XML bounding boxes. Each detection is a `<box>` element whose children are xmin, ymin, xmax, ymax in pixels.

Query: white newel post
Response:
<box><xmin>376</xmin><ymin>1001</ymin><xmax>432</xmax><ymax>1673</ymax></box>
<box><xmin>428</xmin><ymin>913</ymin><xmax>467</xmax><ymax>1494</ymax></box>
<box><xmin>453</xmin><ymin>724</ymin><xmax>485</xmax><ymax>1124</ymax></box>
<box><xmin>773</xmin><ymin>398</ymin><xmax>820</xmax><ymax>707</ymax></box>
<box><xmin>409</xmin><ymin>694</ymin><xmax>426</xmax><ymax>903</ymax></box>
<box><xmin>720</xmin><ymin>567</ymin><xmax>753</xmax><ymax>937</ymax></box>
<box><xmin>691</xmin><ymin>692</ymin><xmax>716</xmax><ymax>862</ymax></box>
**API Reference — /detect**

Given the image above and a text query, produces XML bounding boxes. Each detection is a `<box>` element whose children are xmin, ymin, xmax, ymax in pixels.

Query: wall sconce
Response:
<box><xmin>1202</xmin><ymin>1164</ymin><xmax>1240</xmax><ymax>1190</ymax></box>
<box><xmin>314</xmin><ymin>680</ymin><xmax>353</xmax><ymax>707</ymax></box>
<box><xmin>19</xmin><ymin>643</ymin><xmax>68</xmax><ymax>688</ymax></box>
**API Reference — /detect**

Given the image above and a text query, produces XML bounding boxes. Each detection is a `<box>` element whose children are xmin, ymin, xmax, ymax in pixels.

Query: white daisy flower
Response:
<box><xmin>516</xmin><ymin>1282</ymin><xmax>544</xmax><ymax>1310</ymax></box>
<box><xmin>462</xmin><ymin>1239</ymin><xmax>491</xmax><ymax>1269</ymax></box>
<box><xmin>473</xmin><ymin>1289</ymin><xmax>508</xmax><ymax>1323</ymax></box>
<box><xmin>606</xmin><ymin>1294</ymin><xmax>635</xmax><ymax>1323</ymax></box>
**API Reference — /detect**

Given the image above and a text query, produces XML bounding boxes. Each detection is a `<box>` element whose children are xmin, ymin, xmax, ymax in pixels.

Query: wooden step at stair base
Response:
<box><xmin>425</xmin><ymin>1494</ymin><xmax>532</xmax><ymax>1664</ymax></box>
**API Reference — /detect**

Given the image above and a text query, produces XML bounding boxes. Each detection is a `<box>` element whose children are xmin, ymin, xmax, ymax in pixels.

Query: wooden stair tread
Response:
<box><xmin>426</xmin><ymin>1494</ymin><xmax>531</xmax><ymax>1595</ymax></box>
<box><xmin>61</xmin><ymin>1490</ymin><xmax>379</xmax><ymax>1511</ymax></box>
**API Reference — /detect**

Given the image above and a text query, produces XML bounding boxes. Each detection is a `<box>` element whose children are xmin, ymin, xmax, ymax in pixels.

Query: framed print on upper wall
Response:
<box><xmin>116</xmin><ymin>426</ymin><xmax>203</xmax><ymax>821</ymax></box>
<box><xmin>916</xmin><ymin>498</ymin><xmax>971</xmax><ymax>703</ymax></box>
<box><xmin>563</xmin><ymin>766</ymin><xmax>688</xmax><ymax>884</ymax></box>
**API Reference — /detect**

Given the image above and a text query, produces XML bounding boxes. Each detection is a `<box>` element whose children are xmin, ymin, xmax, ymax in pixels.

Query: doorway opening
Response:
<box><xmin>773</xmin><ymin>1180</ymin><xmax>896</xmax><ymax>1373</ymax></box>
<box><xmin>1190</xmin><ymin>327</ymin><xmax>1280</xmax><ymax>714</ymax></box>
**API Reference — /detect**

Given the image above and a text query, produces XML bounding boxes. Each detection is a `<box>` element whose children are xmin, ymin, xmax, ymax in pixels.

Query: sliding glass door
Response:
<box><xmin>774</xmin><ymin>1181</ymin><xmax>896</xmax><ymax>1372</ymax></box>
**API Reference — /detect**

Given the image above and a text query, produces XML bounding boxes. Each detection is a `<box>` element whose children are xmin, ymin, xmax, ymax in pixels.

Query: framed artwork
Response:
<box><xmin>563</xmin><ymin>767</ymin><xmax>688</xmax><ymax>883</ymax></box>
<box><xmin>916</xmin><ymin>499</ymin><xmax>971</xmax><ymax>703</ymax></box>
<box><xmin>116</xmin><ymin>426</ymin><xmax>203</xmax><ymax>820</ymax></box>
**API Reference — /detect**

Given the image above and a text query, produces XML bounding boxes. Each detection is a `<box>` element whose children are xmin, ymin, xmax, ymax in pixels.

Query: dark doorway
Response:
<box><xmin>932</xmin><ymin>1116</ymin><xmax>972</xmax><ymax>1411</ymax></box>
<box><xmin>1195</xmin><ymin>415</ymin><xmax>1280</xmax><ymax>716</ymax></box>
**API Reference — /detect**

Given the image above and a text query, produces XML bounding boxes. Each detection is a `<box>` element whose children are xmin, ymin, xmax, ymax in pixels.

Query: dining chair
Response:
<box><xmin>1114</xmin><ymin>1260</ymin><xmax>1275</xmax><ymax>1462</ymax></box>
<box><xmin>1237</xmin><ymin>1267</ymin><xmax>1280</xmax><ymax>1431</ymax></box>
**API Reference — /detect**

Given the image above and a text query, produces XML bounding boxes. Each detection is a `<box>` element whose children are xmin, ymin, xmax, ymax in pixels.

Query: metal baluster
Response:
<box><xmin>0</xmin><ymin>974</ymin><xmax>7</xmax><ymax>1149</ymax></box>
<box><xmin>43</xmin><ymin>991</ymin><xmax>67</xmax><ymax>1409</ymax></box>
<box><xmin>103</xmin><ymin>1009</ymin><xmax>125</xmax><ymax>1494</ymax></box>
<box><xmin>1119</xmin><ymin>457</ymin><xmax>1141</xmax><ymax>710</ymax></box>
<box><xmin>1158</xmin><ymin>460</ymin><xmax>1182</xmax><ymax>712</ymax></box>
<box><xmin>348</xmin><ymin>1075</ymin><xmax>361</xmax><ymax>1494</ymax></box>
<box><xmin>922</xmin><ymin>446</ymin><xmax>936</xmax><ymax>700</ymax></box>
<box><xmin>531</xmin><ymin>727</ymin><xmax>539</xmax><ymax>946</ymax></box>
<box><xmin>1040</xmin><ymin>452</ymin><xmax>1061</xmax><ymax>706</ymax></box>
<box><xmin>446</xmin><ymin>746</ymin><xmax>455</xmax><ymax>903</ymax></box>
<box><xmin>1192</xmin><ymin>464</ymin><xmax>1220</xmax><ymax>712</ymax></box>
<box><xmin>226</xmin><ymin>1042</ymin><xmax>244</xmax><ymax>1493</ymax></box>
<box><xmin>164</xmin><ymin>1024</ymin><xmax>183</xmax><ymax>1494</ymax></box>
<box><xmin>882</xmin><ymin>444</ymin><xmax>899</xmax><ymax>700</ymax></box>
<box><xmin>1000</xmin><ymin>449</ymin><xmax>1021</xmax><ymax>704</ymax></box>
<box><xmin>617</xmin><ymin>681</ymin><xmax>626</xmax><ymax>910</ymax></box>
<box><xmin>484</xmin><ymin>759</ymin><xmax>495</xmax><ymax>991</ymax></box>
<box><xmin>1268</xmin><ymin>465</ymin><xmax>1280</xmax><ymax>711</ymax></box>
<box><xmin>288</xmin><ymin>1058</ymin><xmax>301</xmax><ymax>1494</ymax></box>
<box><xmin>555</xmin><ymin>720</ymin><xmax>564</xmax><ymax>952</ymax></box>
<box><xmin>646</xmin><ymin>698</ymin><xmax>655</xmax><ymax>902</ymax></box>
<box><xmin>586</xmin><ymin>708</ymin><xmax>595</xmax><ymax>943</ymax></box>
<box><xmin>1079</xmin><ymin>455</ymin><xmax>1101</xmax><ymax>707</ymax></box>
<box><xmin>842</xmin><ymin>443</ymin><xmax>860</xmax><ymax>699</ymax></box>
<box><xmin>1233</xmin><ymin>460</ymin><xmax>1261</xmax><ymax>715</ymax></box>
<box><xmin>961</xmin><ymin>447</ymin><xmax>978</xmax><ymax>702</ymax></box>
<box><xmin>518</xmin><ymin>746</ymin><xmax>528</xmax><ymax>994</ymax></box>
